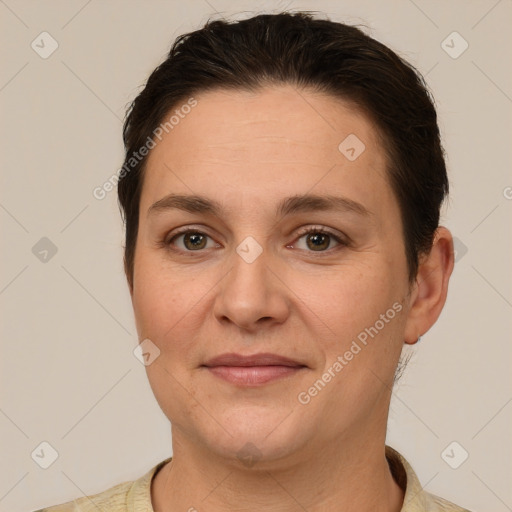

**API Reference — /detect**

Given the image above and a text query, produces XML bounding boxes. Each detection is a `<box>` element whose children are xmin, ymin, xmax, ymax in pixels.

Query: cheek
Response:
<box><xmin>300</xmin><ymin>261</ymin><xmax>406</xmax><ymax>388</ymax></box>
<box><xmin>306</xmin><ymin>273</ymin><xmax>405</xmax><ymax>396</ymax></box>
<box><xmin>133</xmin><ymin>254</ymin><xmax>210</xmax><ymax>420</ymax></box>
<box><xmin>133</xmin><ymin>251</ymin><xmax>198</xmax><ymax>333</ymax></box>
<box><xmin>132</xmin><ymin>251</ymin><xmax>219</xmax><ymax>374</ymax></box>
<box><xmin>303</xmin><ymin>263</ymin><xmax>399</xmax><ymax>338</ymax></box>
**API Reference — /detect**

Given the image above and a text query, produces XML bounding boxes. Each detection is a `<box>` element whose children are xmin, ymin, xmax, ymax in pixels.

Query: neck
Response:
<box><xmin>151</xmin><ymin>430</ymin><xmax>404</xmax><ymax>512</ymax></box>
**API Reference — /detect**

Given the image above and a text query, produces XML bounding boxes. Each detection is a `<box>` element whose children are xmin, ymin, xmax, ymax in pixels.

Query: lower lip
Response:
<box><xmin>205</xmin><ymin>365</ymin><xmax>305</xmax><ymax>386</ymax></box>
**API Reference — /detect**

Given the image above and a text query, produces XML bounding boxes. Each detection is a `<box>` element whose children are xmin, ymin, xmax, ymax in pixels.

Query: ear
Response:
<box><xmin>404</xmin><ymin>226</ymin><xmax>455</xmax><ymax>344</ymax></box>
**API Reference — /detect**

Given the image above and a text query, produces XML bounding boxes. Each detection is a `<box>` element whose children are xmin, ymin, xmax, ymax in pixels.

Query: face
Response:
<box><xmin>130</xmin><ymin>85</ymin><xmax>413</xmax><ymax>466</ymax></box>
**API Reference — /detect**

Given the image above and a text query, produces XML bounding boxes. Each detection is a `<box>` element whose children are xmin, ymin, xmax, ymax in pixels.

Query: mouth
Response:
<box><xmin>201</xmin><ymin>352</ymin><xmax>308</xmax><ymax>386</ymax></box>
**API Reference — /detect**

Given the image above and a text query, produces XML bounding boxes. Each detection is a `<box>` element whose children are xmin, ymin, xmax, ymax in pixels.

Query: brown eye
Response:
<box><xmin>292</xmin><ymin>228</ymin><xmax>345</xmax><ymax>252</ymax></box>
<box><xmin>183</xmin><ymin>232</ymin><xmax>207</xmax><ymax>250</ymax></box>
<box><xmin>167</xmin><ymin>230</ymin><xmax>216</xmax><ymax>252</ymax></box>
<box><xmin>305</xmin><ymin>232</ymin><xmax>331</xmax><ymax>251</ymax></box>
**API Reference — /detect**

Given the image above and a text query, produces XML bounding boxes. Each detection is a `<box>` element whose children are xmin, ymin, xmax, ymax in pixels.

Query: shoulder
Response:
<box><xmin>31</xmin><ymin>457</ymin><xmax>172</xmax><ymax>512</ymax></box>
<box><xmin>30</xmin><ymin>479</ymin><xmax>135</xmax><ymax>512</ymax></box>
<box><xmin>385</xmin><ymin>445</ymin><xmax>473</xmax><ymax>512</ymax></box>
<box><xmin>421</xmin><ymin>490</ymin><xmax>473</xmax><ymax>511</ymax></box>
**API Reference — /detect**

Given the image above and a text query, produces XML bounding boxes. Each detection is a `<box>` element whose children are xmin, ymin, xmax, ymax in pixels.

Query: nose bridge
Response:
<box><xmin>214</xmin><ymin>235</ymin><xmax>288</xmax><ymax>330</ymax></box>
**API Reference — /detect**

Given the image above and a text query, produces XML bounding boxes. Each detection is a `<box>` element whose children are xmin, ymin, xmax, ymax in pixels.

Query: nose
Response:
<box><xmin>213</xmin><ymin>241</ymin><xmax>290</xmax><ymax>333</ymax></box>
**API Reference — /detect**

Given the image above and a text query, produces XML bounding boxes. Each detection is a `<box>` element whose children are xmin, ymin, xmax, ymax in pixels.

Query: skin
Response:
<box><xmin>128</xmin><ymin>85</ymin><xmax>454</xmax><ymax>512</ymax></box>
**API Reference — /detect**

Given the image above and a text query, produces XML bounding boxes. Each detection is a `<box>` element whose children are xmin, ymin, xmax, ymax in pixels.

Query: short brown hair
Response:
<box><xmin>118</xmin><ymin>12</ymin><xmax>448</xmax><ymax>289</ymax></box>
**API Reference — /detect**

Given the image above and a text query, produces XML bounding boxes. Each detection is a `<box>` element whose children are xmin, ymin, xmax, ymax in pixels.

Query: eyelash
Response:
<box><xmin>162</xmin><ymin>226</ymin><xmax>348</xmax><ymax>255</ymax></box>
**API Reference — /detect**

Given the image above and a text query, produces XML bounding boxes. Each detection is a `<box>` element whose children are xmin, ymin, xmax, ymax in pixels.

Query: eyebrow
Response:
<box><xmin>147</xmin><ymin>193</ymin><xmax>372</xmax><ymax>219</ymax></box>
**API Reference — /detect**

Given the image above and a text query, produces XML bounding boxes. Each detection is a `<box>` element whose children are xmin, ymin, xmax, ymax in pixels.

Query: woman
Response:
<box><xmin>37</xmin><ymin>11</ymin><xmax>471</xmax><ymax>512</ymax></box>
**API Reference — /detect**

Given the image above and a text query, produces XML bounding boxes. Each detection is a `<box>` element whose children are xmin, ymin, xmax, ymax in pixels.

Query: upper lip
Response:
<box><xmin>202</xmin><ymin>352</ymin><xmax>306</xmax><ymax>368</ymax></box>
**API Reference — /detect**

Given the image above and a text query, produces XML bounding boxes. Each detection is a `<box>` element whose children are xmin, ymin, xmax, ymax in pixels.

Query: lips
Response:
<box><xmin>202</xmin><ymin>352</ymin><xmax>307</xmax><ymax>386</ymax></box>
<box><xmin>202</xmin><ymin>352</ymin><xmax>306</xmax><ymax>368</ymax></box>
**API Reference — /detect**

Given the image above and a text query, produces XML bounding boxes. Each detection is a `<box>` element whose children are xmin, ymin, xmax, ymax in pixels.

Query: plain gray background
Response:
<box><xmin>1</xmin><ymin>1</ymin><xmax>511</xmax><ymax>511</ymax></box>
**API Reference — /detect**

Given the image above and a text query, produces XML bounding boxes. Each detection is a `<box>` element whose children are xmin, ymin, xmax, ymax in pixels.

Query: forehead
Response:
<box><xmin>139</xmin><ymin>85</ymin><xmax>392</xmax><ymax>217</ymax></box>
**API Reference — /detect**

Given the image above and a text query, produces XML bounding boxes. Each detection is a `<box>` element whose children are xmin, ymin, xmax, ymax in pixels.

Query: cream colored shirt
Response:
<box><xmin>34</xmin><ymin>446</ymin><xmax>472</xmax><ymax>511</ymax></box>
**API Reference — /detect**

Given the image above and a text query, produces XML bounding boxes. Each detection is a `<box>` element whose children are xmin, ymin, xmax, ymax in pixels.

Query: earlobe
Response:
<box><xmin>404</xmin><ymin>227</ymin><xmax>455</xmax><ymax>345</ymax></box>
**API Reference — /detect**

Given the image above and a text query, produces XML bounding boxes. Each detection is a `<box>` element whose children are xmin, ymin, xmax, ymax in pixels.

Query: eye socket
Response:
<box><xmin>164</xmin><ymin>226</ymin><xmax>347</xmax><ymax>254</ymax></box>
<box><xmin>167</xmin><ymin>230</ymin><xmax>218</xmax><ymax>251</ymax></box>
<box><xmin>290</xmin><ymin>227</ymin><xmax>346</xmax><ymax>252</ymax></box>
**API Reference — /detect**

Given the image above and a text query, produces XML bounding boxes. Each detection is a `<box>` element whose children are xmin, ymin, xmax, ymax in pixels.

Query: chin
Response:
<box><xmin>209</xmin><ymin>435</ymin><xmax>306</xmax><ymax>470</ymax></box>
<box><xmin>197</xmin><ymin>408</ymin><xmax>312</xmax><ymax>468</ymax></box>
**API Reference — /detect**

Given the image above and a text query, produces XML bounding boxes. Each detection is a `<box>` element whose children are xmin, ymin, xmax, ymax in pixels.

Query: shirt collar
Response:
<box><xmin>130</xmin><ymin>446</ymin><xmax>438</xmax><ymax>511</ymax></box>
